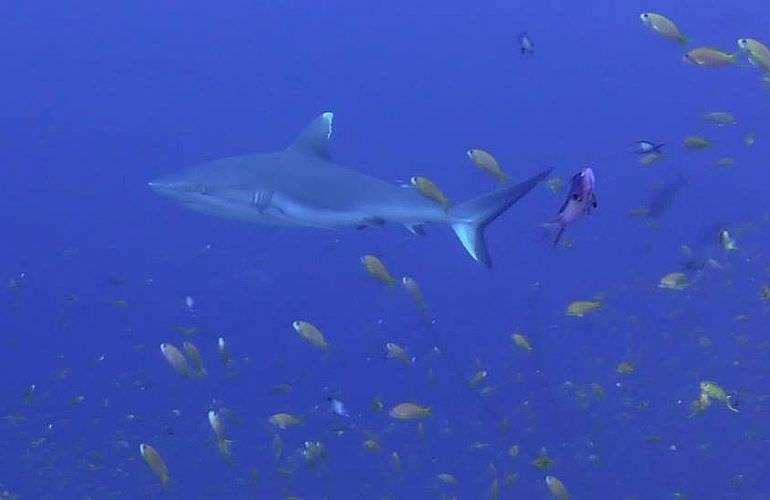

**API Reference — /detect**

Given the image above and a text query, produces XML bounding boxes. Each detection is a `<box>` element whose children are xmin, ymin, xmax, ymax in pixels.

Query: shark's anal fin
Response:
<box><xmin>288</xmin><ymin>112</ymin><xmax>334</xmax><ymax>159</ymax></box>
<box><xmin>406</xmin><ymin>224</ymin><xmax>426</xmax><ymax>236</ymax></box>
<box><xmin>450</xmin><ymin>169</ymin><xmax>552</xmax><ymax>267</ymax></box>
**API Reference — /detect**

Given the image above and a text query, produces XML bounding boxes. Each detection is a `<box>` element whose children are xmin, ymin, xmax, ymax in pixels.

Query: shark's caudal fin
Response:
<box><xmin>450</xmin><ymin>169</ymin><xmax>551</xmax><ymax>267</ymax></box>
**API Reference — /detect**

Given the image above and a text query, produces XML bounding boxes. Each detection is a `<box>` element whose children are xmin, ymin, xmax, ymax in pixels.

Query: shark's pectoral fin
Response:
<box><xmin>252</xmin><ymin>190</ymin><xmax>289</xmax><ymax>220</ymax></box>
<box><xmin>288</xmin><ymin>112</ymin><xmax>334</xmax><ymax>160</ymax></box>
<box><xmin>355</xmin><ymin>217</ymin><xmax>385</xmax><ymax>230</ymax></box>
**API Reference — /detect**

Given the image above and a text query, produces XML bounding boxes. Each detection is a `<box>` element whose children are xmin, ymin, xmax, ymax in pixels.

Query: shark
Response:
<box><xmin>149</xmin><ymin>112</ymin><xmax>550</xmax><ymax>267</ymax></box>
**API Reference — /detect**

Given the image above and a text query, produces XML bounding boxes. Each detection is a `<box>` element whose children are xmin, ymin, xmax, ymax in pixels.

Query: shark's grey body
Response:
<box><xmin>150</xmin><ymin>112</ymin><xmax>549</xmax><ymax>266</ymax></box>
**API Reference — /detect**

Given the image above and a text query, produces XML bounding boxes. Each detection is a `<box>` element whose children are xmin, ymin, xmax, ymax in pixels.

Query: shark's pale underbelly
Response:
<box><xmin>268</xmin><ymin>192</ymin><xmax>371</xmax><ymax>229</ymax></box>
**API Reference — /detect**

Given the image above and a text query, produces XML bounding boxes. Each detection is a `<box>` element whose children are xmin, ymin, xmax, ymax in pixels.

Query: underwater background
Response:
<box><xmin>1</xmin><ymin>1</ymin><xmax>769</xmax><ymax>498</ymax></box>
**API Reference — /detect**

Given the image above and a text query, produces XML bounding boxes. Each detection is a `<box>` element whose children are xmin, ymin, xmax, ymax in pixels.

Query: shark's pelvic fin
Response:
<box><xmin>288</xmin><ymin>112</ymin><xmax>334</xmax><ymax>159</ymax></box>
<box><xmin>450</xmin><ymin>169</ymin><xmax>552</xmax><ymax>267</ymax></box>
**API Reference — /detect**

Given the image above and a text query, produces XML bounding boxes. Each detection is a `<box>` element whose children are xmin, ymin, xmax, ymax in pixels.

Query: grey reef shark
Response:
<box><xmin>149</xmin><ymin>112</ymin><xmax>550</xmax><ymax>267</ymax></box>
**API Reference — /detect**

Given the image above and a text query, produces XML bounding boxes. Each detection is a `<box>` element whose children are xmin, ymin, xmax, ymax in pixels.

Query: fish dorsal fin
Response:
<box><xmin>288</xmin><ymin>112</ymin><xmax>334</xmax><ymax>159</ymax></box>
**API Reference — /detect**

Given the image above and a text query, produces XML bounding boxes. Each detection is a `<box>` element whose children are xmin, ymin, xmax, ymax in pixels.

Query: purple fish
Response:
<box><xmin>544</xmin><ymin>167</ymin><xmax>597</xmax><ymax>246</ymax></box>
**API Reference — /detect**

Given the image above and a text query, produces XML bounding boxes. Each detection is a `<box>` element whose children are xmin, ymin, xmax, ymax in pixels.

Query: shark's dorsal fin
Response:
<box><xmin>288</xmin><ymin>112</ymin><xmax>334</xmax><ymax>159</ymax></box>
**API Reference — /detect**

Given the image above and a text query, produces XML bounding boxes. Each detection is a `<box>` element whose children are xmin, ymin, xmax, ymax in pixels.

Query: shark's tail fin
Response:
<box><xmin>450</xmin><ymin>169</ymin><xmax>551</xmax><ymax>267</ymax></box>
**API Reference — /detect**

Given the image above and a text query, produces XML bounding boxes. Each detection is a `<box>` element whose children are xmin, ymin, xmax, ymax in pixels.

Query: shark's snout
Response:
<box><xmin>148</xmin><ymin>175</ymin><xmax>198</xmax><ymax>194</ymax></box>
<box><xmin>147</xmin><ymin>177</ymin><xmax>169</xmax><ymax>190</ymax></box>
<box><xmin>147</xmin><ymin>176</ymin><xmax>191</xmax><ymax>202</ymax></box>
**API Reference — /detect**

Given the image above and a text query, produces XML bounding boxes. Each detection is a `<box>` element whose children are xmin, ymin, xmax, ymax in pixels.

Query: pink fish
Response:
<box><xmin>544</xmin><ymin>167</ymin><xmax>597</xmax><ymax>246</ymax></box>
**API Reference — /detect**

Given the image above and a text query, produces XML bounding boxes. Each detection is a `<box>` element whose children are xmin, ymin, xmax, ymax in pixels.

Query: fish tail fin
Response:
<box><xmin>677</xmin><ymin>34</ymin><xmax>689</xmax><ymax>46</ymax></box>
<box><xmin>218</xmin><ymin>439</ymin><xmax>235</xmax><ymax>465</ymax></box>
<box><xmin>450</xmin><ymin>169</ymin><xmax>551</xmax><ymax>267</ymax></box>
<box><xmin>539</xmin><ymin>221</ymin><xmax>565</xmax><ymax>247</ymax></box>
<box><xmin>553</xmin><ymin>225</ymin><xmax>566</xmax><ymax>247</ymax></box>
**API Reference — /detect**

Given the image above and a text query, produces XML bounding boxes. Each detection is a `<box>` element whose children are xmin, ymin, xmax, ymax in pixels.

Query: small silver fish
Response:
<box><xmin>519</xmin><ymin>32</ymin><xmax>534</xmax><ymax>55</ymax></box>
<box><xmin>628</xmin><ymin>140</ymin><xmax>664</xmax><ymax>154</ymax></box>
<box><xmin>543</xmin><ymin>167</ymin><xmax>597</xmax><ymax>246</ymax></box>
<box><xmin>328</xmin><ymin>397</ymin><xmax>350</xmax><ymax>418</ymax></box>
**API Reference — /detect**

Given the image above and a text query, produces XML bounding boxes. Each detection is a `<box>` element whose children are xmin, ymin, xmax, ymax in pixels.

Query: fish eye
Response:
<box><xmin>571</xmin><ymin>193</ymin><xmax>580</xmax><ymax>200</ymax></box>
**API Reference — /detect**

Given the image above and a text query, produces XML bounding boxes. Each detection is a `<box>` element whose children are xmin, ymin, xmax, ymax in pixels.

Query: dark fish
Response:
<box><xmin>542</xmin><ymin>167</ymin><xmax>597</xmax><ymax>246</ymax></box>
<box><xmin>648</xmin><ymin>174</ymin><xmax>687</xmax><ymax>219</ymax></box>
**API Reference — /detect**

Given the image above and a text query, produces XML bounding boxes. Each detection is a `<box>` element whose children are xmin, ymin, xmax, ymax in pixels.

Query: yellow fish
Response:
<box><xmin>545</xmin><ymin>475</ymin><xmax>569</xmax><ymax>499</ymax></box>
<box><xmin>682</xmin><ymin>135</ymin><xmax>711</xmax><ymax>150</ymax></box>
<box><xmin>683</xmin><ymin>47</ymin><xmax>737</xmax><ymax>67</ymax></box>
<box><xmin>566</xmin><ymin>300</ymin><xmax>602</xmax><ymax>317</ymax></box>
<box><xmin>217</xmin><ymin>336</ymin><xmax>230</xmax><ymax>366</ymax></box>
<box><xmin>719</xmin><ymin>229</ymin><xmax>738</xmax><ymax>251</ymax></box>
<box><xmin>291</xmin><ymin>320</ymin><xmax>329</xmax><ymax>350</ymax></box>
<box><xmin>389</xmin><ymin>402</ymin><xmax>432</xmax><ymax>420</ymax></box>
<box><xmin>639</xmin><ymin>151</ymin><xmax>663</xmax><ymax>165</ymax></box>
<box><xmin>467</xmin><ymin>149</ymin><xmax>508</xmax><ymax>182</ymax></box>
<box><xmin>437</xmin><ymin>472</ymin><xmax>458</xmax><ymax>484</ymax></box>
<box><xmin>469</xmin><ymin>369</ymin><xmax>488</xmax><ymax>387</ymax></box>
<box><xmin>546</xmin><ymin>177</ymin><xmax>563</xmax><ymax>193</ymax></box>
<box><xmin>410</xmin><ymin>176</ymin><xmax>450</xmax><ymax>210</ymax></box>
<box><xmin>511</xmin><ymin>332</ymin><xmax>533</xmax><ymax>352</ymax></box>
<box><xmin>702</xmin><ymin>111</ymin><xmax>736</xmax><ymax>126</ymax></box>
<box><xmin>361</xmin><ymin>255</ymin><xmax>396</xmax><ymax>286</ymax></box>
<box><xmin>531</xmin><ymin>447</ymin><xmax>553</xmax><ymax>470</ymax></box>
<box><xmin>616</xmin><ymin>361</ymin><xmax>635</xmax><ymax>375</ymax></box>
<box><xmin>160</xmin><ymin>343</ymin><xmax>189</xmax><ymax>377</ymax></box>
<box><xmin>140</xmin><ymin>443</ymin><xmax>169</xmax><ymax>489</ymax></box>
<box><xmin>385</xmin><ymin>342</ymin><xmax>413</xmax><ymax>365</ymax></box>
<box><xmin>659</xmin><ymin>272</ymin><xmax>688</xmax><ymax>290</ymax></box>
<box><xmin>269</xmin><ymin>413</ymin><xmax>302</xmax><ymax>429</ymax></box>
<box><xmin>700</xmin><ymin>381</ymin><xmax>739</xmax><ymax>412</ymax></box>
<box><xmin>738</xmin><ymin>38</ymin><xmax>770</xmax><ymax>72</ymax></box>
<box><xmin>640</xmin><ymin>13</ymin><xmax>687</xmax><ymax>44</ymax></box>
<box><xmin>183</xmin><ymin>342</ymin><xmax>206</xmax><ymax>377</ymax></box>
<box><xmin>715</xmin><ymin>157</ymin><xmax>735</xmax><ymax>168</ymax></box>
<box><xmin>760</xmin><ymin>283</ymin><xmax>770</xmax><ymax>302</ymax></box>
<box><xmin>208</xmin><ymin>410</ymin><xmax>232</xmax><ymax>464</ymax></box>
<box><xmin>401</xmin><ymin>276</ymin><xmax>426</xmax><ymax>309</ymax></box>
<box><xmin>391</xmin><ymin>451</ymin><xmax>402</xmax><ymax>472</ymax></box>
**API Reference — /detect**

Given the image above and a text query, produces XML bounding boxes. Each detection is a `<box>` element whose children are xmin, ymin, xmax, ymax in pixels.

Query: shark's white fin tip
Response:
<box><xmin>290</xmin><ymin>112</ymin><xmax>334</xmax><ymax>158</ymax></box>
<box><xmin>321</xmin><ymin>112</ymin><xmax>333</xmax><ymax>139</ymax></box>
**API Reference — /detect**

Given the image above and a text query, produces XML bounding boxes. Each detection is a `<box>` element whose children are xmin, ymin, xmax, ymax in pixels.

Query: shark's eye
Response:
<box><xmin>571</xmin><ymin>193</ymin><xmax>580</xmax><ymax>201</ymax></box>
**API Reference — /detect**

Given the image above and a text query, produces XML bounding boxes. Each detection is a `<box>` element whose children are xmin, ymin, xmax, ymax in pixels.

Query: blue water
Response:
<box><xmin>2</xmin><ymin>1</ymin><xmax>769</xmax><ymax>498</ymax></box>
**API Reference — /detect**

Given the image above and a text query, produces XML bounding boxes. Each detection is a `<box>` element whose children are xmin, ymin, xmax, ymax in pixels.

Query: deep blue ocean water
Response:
<box><xmin>2</xmin><ymin>1</ymin><xmax>769</xmax><ymax>498</ymax></box>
